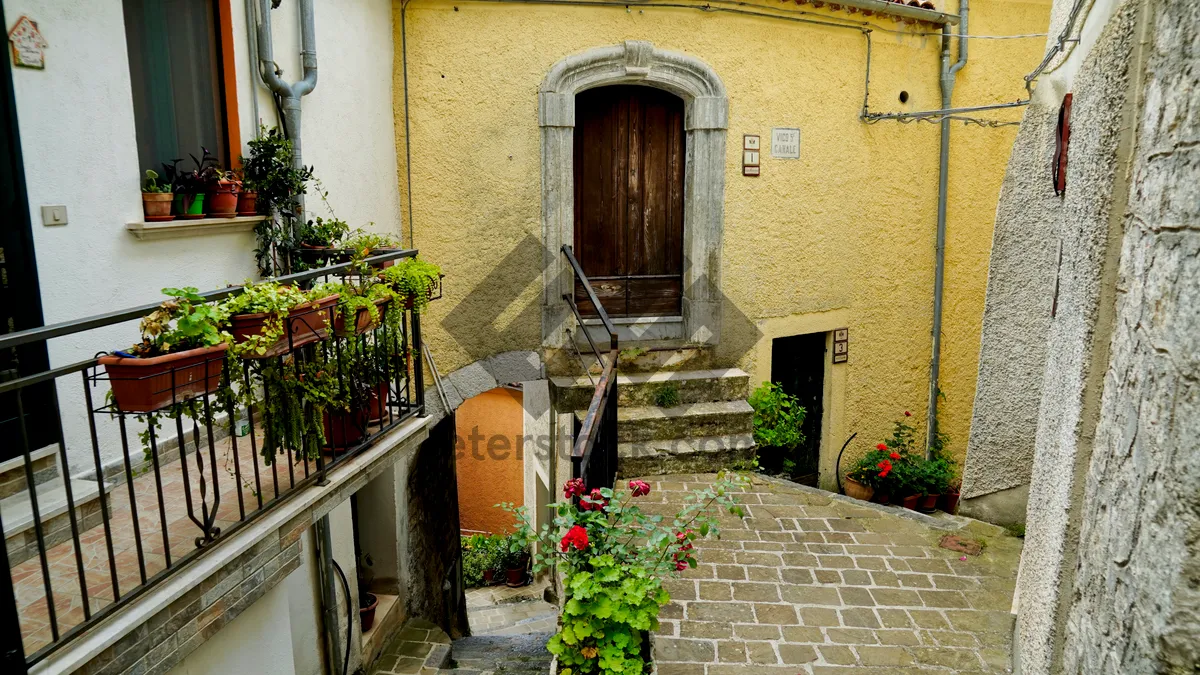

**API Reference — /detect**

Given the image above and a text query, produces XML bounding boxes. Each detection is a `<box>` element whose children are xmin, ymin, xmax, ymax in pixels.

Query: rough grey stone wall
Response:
<box><xmin>1012</xmin><ymin>1</ymin><xmax>1142</xmax><ymax>672</ymax></box>
<box><xmin>961</xmin><ymin>103</ymin><xmax>1060</xmax><ymax>506</ymax></box>
<box><xmin>1059</xmin><ymin>0</ymin><xmax>1200</xmax><ymax>670</ymax></box>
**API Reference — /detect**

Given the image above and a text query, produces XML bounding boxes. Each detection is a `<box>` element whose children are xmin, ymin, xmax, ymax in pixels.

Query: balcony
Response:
<box><xmin>0</xmin><ymin>251</ymin><xmax>434</xmax><ymax>671</ymax></box>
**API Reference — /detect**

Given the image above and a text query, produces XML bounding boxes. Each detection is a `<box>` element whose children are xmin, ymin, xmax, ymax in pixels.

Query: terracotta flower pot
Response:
<box><xmin>505</xmin><ymin>567</ymin><xmax>527</xmax><ymax>588</ymax></box>
<box><xmin>206</xmin><ymin>179</ymin><xmax>240</xmax><ymax>217</ymax></box>
<box><xmin>359</xmin><ymin>592</ymin><xmax>379</xmax><ymax>633</ymax></box>
<box><xmin>99</xmin><ymin>343</ymin><xmax>228</xmax><ymax>413</ymax></box>
<box><xmin>482</xmin><ymin>569</ymin><xmax>496</xmax><ymax>585</ymax></box>
<box><xmin>332</xmin><ymin>298</ymin><xmax>390</xmax><ymax>337</ymax></box>
<box><xmin>367</xmin><ymin>382</ymin><xmax>390</xmax><ymax>423</ymax></box>
<box><xmin>843</xmin><ymin>476</ymin><xmax>874</xmax><ymax>501</ymax></box>
<box><xmin>236</xmin><ymin>190</ymin><xmax>258</xmax><ymax>216</ymax></box>
<box><xmin>142</xmin><ymin>192</ymin><xmax>174</xmax><ymax>221</ymax></box>
<box><xmin>901</xmin><ymin>494</ymin><xmax>921</xmax><ymax>510</ymax></box>
<box><xmin>871</xmin><ymin>492</ymin><xmax>891</xmax><ymax>506</ymax></box>
<box><xmin>940</xmin><ymin>490</ymin><xmax>961</xmax><ymax>514</ymax></box>
<box><xmin>323</xmin><ymin>404</ymin><xmax>370</xmax><ymax>451</ymax></box>
<box><xmin>229</xmin><ymin>294</ymin><xmax>339</xmax><ymax>359</ymax></box>
<box><xmin>919</xmin><ymin>494</ymin><xmax>941</xmax><ymax>513</ymax></box>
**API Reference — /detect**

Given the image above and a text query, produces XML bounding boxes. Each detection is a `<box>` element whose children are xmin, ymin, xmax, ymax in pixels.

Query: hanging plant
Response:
<box><xmin>379</xmin><ymin>257</ymin><xmax>443</xmax><ymax>312</ymax></box>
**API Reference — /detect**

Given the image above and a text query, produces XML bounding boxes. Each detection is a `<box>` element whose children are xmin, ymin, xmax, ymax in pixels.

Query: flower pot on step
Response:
<box><xmin>843</xmin><ymin>476</ymin><xmax>874</xmax><ymax>501</ymax></box>
<box><xmin>229</xmin><ymin>294</ymin><xmax>339</xmax><ymax>359</ymax></box>
<box><xmin>505</xmin><ymin>567</ymin><xmax>527</xmax><ymax>588</ymax></box>
<box><xmin>236</xmin><ymin>190</ymin><xmax>258</xmax><ymax>216</ymax></box>
<box><xmin>871</xmin><ymin>492</ymin><xmax>891</xmax><ymax>506</ymax></box>
<box><xmin>359</xmin><ymin>592</ymin><xmax>379</xmax><ymax>633</ymax></box>
<box><xmin>901</xmin><ymin>494</ymin><xmax>921</xmax><ymax>510</ymax></box>
<box><xmin>206</xmin><ymin>179</ymin><xmax>240</xmax><ymax>217</ymax></box>
<box><xmin>940</xmin><ymin>490</ymin><xmax>961</xmax><ymax>514</ymax></box>
<box><xmin>142</xmin><ymin>193</ymin><xmax>174</xmax><ymax>221</ymax></box>
<box><xmin>919</xmin><ymin>494</ymin><xmax>941</xmax><ymax>513</ymax></box>
<box><xmin>482</xmin><ymin>569</ymin><xmax>495</xmax><ymax>585</ymax></box>
<box><xmin>99</xmin><ymin>343</ymin><xmax>229</xmax><ymax>413</ymax></box>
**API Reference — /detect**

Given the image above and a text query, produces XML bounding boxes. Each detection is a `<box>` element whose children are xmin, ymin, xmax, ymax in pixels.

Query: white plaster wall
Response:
<box><xmin>7</xmin><ymin>1</ymin><xmax>402</xmax><ymax>472</ymax></box>
<box><xmin>287</xmin><ymin>529</ymin><xmax>326</xmax><ymax>675</ymax></box>
<box><xmin>167</xmin><ymin>575</ymin><xmax>298</xmax><ymax>675</ymax></box>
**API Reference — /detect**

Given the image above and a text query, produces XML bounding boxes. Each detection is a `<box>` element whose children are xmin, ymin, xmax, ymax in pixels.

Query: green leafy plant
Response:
<box><xmin>505</xmin><ymin>473</ymin><xmax>747</xmax><ymax>674</ymax></box>
<box><xmin>311</xmin><ymin>278</ymin><xmax>395</xmax><ymax>335</ymax></box>
<box><xmin>126</xmin><ymin>287</ymin><xmax>226</xmax><ymax>357</ymax></box>
<box><xmin>652</xmin><ymin>383</ymin><xmax>680</xmax><ymax>408</ymax></box>
<box><xmin>342</xmin><ymin>228</ymin><xmax>402</xmax><ymax>255</ymax></box>
<box><xmin>748</xmin><ymin>382</ymin><xmax>806</xmax><ymax>451</ymax></box>
<box><xmin>379</xmin><ymin>256</ymin><xmax>442</xmax><ymax>312</ymax></box>
<box><xmin>240</xmin><ymin>126</ymin><xmax>315</xmax><ymax>275</ymax></box>
<box><xmin>297</xmin><ymin>216</ymin><xmax>350</xmax><ymax>248</ymax></box>
<box><xmin>462</xmin><ymin>534</ymin><xmax>508</xmax><ymax>587</ymax></box>
<box><xmin>141</xmin><ymin>169</ymin><xmax>171</xmax><ymax>194</ymax></box>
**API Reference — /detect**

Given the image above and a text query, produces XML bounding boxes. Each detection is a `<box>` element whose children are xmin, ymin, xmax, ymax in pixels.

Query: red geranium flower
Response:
<box><xmin>675</xmin><ymin>559</ymin><xmax>689</xmax><ymax>571</ymax></box>
<box><xmin>904</xmin><ymin>410</ymin><xmax>912</xmax><ymax>417</ymax></box>
<box><xmin>876</xmin><ymin>443</ymin><xmax>888</xmax><ymax>451</ymax></box>
<box><xmin>563</xmin><ymin>478</ymin><xmax>586</xmax><ymax>499</ymax></box>
<box><xmin>560</xmin><ymin>525</ymin><xmax>589</xmax><ymax>552</ymax></box>
<box><xmin>580</xmin><ymin>488</ymin><xmax>608</xmax><ymax>511</ymax></box>
<box><xmin>877</xmin><ymin>459</ymin><xmax>893</xmax><ymax>478</ymax></box>
<box><xmin>629</xmin><ymin>479</ymin><xmax>651</xmax><ymax>497</ymax></box>
<box><xmin>889</xmin><ymin>452</ymin><xmax>901</xmax><ymax>460</ymax></box>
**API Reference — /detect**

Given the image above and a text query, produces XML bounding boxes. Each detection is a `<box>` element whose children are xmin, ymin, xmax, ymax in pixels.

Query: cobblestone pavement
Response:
<box><xmin>641</xmin><ymin>474</ymin><xmax>1023</xmax><ymax>674</ymax></box>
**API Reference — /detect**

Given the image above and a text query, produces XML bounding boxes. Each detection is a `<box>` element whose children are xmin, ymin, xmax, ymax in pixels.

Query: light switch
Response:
<box><xmin>41</xmin><ymin>205</ymin><xmax>68</xmax><ymax>226</ymax></box>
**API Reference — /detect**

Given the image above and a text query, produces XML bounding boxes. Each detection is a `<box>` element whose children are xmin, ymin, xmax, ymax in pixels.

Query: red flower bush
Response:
<box><xmin>629</xmin><ymin>479</ymin><xmax>651</xmax><ymax>497</ymax></box>
<box><xmin>876</xmin><ymin>442</ymin><xmax>888</xmax><ymax>451</ymax></box>
<box><xmin>560</xmin><ymin>525</ymin><xmax>589</xmax><ymax>552</ymax></box>
<box><xmin>877</xmin><ymin>459</ymin><xmax>893</xmax><ymax>478</ymax></box>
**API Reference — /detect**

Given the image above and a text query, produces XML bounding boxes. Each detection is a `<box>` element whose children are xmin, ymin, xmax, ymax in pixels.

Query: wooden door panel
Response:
<box><xmin>627</xmin><ymin>277</ymin><xmax>683</xmax><ymax>317</ymax></box>
<box><xmin>574</xmin><ymin>277</ymin><xmax>626</xmax><ymax>317</ymax></box>
<box><xmin>574</xmin><ymin>85</ymin><xmax>684</xmax><ymax>318</ymax></box>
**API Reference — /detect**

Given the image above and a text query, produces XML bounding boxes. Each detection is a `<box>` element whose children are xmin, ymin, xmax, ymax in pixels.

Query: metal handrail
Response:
<box><xmin>0</xmin><ymin>249</ymin><xmax>418</xmax><ymax>351</ymax></box>
<box><xmin>560</xmin><ymin>245</ymin><xmax>617</xmax><ymax>351</ymax></box>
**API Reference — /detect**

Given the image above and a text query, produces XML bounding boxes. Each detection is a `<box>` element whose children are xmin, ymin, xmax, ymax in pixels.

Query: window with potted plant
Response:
<box><xmin>505</xmin><ymin>472</ymin><xmax>747</xmax><ymax>674</ymax></box>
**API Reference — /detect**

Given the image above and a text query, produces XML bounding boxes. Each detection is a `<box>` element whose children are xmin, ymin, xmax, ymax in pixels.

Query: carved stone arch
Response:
<box><xmin>540</xmin><ymin>40</ymin><xmax>728</xmax><ymax>348</ymax></box>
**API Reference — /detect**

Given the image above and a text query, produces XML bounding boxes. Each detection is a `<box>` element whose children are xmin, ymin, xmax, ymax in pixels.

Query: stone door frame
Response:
<box><xmin>539</xmin><ymin>40</ymin><xmax>728</xmax><ymax>348</ymax></box>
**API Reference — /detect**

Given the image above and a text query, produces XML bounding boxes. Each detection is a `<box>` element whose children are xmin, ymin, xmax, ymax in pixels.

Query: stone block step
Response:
<box><xmin>616</xmin><ymin>433</ymin><xmax>756</xmax><ymax>478</ymax></box>
<box><xmin>443</xmin><ymin>633</ymin><xmax>554</xmax><ymax>673</ymax></box>
<box><xmin>3</xmin><ymin>476</ymin><xmax>109</xmax><ymax>567</ymax></box>
<box><xmin>553</xmin><ymin>368</ymin><xmax>750</xmax><ymax>410</ymax></box>
<box><xmin>574</xmin><ymin>400</ymin><xmax>753</xmax><ymax>443</ymax></box>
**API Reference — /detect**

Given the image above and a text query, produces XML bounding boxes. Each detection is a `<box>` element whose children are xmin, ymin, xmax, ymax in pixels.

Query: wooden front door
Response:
<box><xmin>574</xmin><ymin>85</ymin><xmax>684</xmax><ymax>318</ymax></box>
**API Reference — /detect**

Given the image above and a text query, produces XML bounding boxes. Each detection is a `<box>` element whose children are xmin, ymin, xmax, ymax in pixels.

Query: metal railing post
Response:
<box><xmin>412</xmin><ymin>309</ymin><xmax>425</xmax><ymax>416</ymax></box>
<box><xmin>0</xmin><ymin>519</ymin><xmax>28</xmax><ymax>674</ymax></box>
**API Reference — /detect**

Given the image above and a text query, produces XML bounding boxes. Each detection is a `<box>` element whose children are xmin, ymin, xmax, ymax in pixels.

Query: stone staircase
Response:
<box><xmin>554</xmin><ymin>366</ymin><xmax>755</xmax><ymax>477</ymax></box>
<box><xmin>1</xmin><ymin>445</ymin><xmax>109</xmax><ymax>567</ymax></box>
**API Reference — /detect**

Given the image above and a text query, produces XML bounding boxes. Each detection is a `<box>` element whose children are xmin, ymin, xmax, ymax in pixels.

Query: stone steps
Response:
<box><xmin>552</xmin><ymin>368</ymin><xmax>749</xmax><ymax>411</ymax></box>
<box><xmin>441</xmin><ymin>633</ymin><xmax>554</xmax><ymax>674</ymax></box>
<box><xmin>617</xmin><ymin>433</ymin><xmax>756</xmax><ymax>479</ymax></box>
<box><xmin>591</xmin><ymin>400</ymin><xmax>754</xmax><ymax>443</ymax></box>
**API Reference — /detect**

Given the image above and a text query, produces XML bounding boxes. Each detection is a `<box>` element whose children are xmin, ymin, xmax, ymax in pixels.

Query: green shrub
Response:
<box><xmin>653</xmin><ymin>383</ymin><xmax>680</xmax><ymax>408</ymax></box>
<box><xmin>747</xmin><ymin>382</ymin><xmax>805</xmax><ymax>451</ymax></box>
<box><xmin>461</xmin><ymin>534</ymin><xmax>506</xmax><ymax>588</ymax></box>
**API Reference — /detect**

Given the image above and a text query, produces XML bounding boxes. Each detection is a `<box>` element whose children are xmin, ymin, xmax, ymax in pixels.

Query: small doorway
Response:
<box><xmin>771</xmin><ymin>333</ymin><xmax>827</xmax><ymax>485</ymax></box>
<box><xmin>573</xmin><ymin>85</ymin><xmax>685</xmax><ymax>318</ymax></box>
<box><xmin>0</xmin><ymin>22</ymin><xmax>55</xmax><ymax>461</ymax></box>
<box><xmin>454</xmin><ymin>387</ymin><xmax>524</xmax><ymax>534</ymax></box>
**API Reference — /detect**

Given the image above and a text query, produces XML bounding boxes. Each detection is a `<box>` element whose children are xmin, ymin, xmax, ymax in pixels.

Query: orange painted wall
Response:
<box><xmin>455</xmin><ymin>387</ymin><xmax>524</xmax><ymax>534</ymax></box>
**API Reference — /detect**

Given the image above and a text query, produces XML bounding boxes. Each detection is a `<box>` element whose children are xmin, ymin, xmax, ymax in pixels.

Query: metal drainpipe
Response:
<box><xmin>926</xmin><ymin>0</ymin><xmax>968</xmax><ymax>457</ymax></box>
<box><xmin>256</xmin><ymin>0</ymin><xmax>318</xmax><ymax>171</ymax></box>
<box><xmin>254</xmin><ymin>4</ymin><xmax>340</xmax><ymax>672</ymax></box>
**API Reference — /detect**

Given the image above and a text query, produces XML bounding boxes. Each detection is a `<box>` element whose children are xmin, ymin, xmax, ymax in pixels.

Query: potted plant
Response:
<box><xmin>846</xmin><ymin>445</ymin><xmax>894</xmax><ymax>502</ymax></box>
<box><xmin>172</xmin><ymin>150</ymin><xmax>221</xmax><ymax>219</ymax></box>
<box><xmin>141</xmin><ymin>169</ymin><xmax>174</xmax><ymax>221</ymax></box>
<box><xmin>221</xmin><ymin>281</ymin><xmax>339</xmax><ymax>359</ymax></box>
<box><xmin>379</xmin><ymin>256</ymin><xmax>443</xmax><ymax>311</ymax></box>
<box><xmin>240</xmin><ymin>125</ymin><xmax>315</xmax><ymax>275</ymax></box>
<box><xmin>941</xmin><ymin>477</ymin><xmax>961</xmax><ymax>514</ymax></box>
<box><xmin>312</xmin><ymin>279</ymin><xmax>395</xmax><ymax>338</ymax></box>
<box><xmin>99</xmin><ymin>287</ymin><xmax>228</xmax><ymax>413</ymax></box>
<box><xmin>507</xmin><ymin>473</ymin><xmax>747</xmax><ymax>674</ymax></box>
<box><xmin>919</xmin><ymin>456</ymin><xmax>953</xmax><ymax>513</ymax></box>
<box><xmin>501</xmin><ymin>535</ymin><xmax>529</xmax><ymax>588</ymax></box>
<box><xmin>342</xmin><ymin>228</ymin><xmax>404</xmax><ymax>267</ymax></box>
<box><xmin>206</xmin><ymin>165</ymin><xmax>240</xmax><ymax>218</ymax></box>
<box><xmin>359</xmin><ymin>587</ymin><xmax>379</xmax><ymax>632</ymax></box>
<box><xmin>747</xmin><ymin>381</ymin><xmax>808</xmax><ymax>481</ymax></box>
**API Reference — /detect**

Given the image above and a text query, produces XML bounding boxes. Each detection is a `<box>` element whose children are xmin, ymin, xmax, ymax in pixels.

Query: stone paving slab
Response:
<box><xmin>639</xmin><ymin>474</ymin><xmax>1022</xmax><ymax>674</ymax></box>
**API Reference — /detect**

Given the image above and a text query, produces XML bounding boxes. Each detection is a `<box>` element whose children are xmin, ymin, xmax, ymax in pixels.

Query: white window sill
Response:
<box><xmin>125</xmin><ymin>215</ymin><xmax>267</xmax><ymax>241</ymax></box>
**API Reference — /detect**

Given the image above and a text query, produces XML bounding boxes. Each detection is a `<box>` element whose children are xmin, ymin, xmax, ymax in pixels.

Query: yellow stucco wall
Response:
<box><xmin>394</xmin><ymin>0</ymin><xmax>1050</xmax><ymax>471</ymax></box>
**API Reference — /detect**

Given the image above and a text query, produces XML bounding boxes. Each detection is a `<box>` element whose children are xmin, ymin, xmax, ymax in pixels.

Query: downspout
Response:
<box><xmin>926</xmin><ymin>0</ymin><xmax>968</xmax><ymax>457</ymax></box>
<box><xmin>256</xmin><ymin>0</ymin><xmax>318</xmax><ymax>172</ymax></box>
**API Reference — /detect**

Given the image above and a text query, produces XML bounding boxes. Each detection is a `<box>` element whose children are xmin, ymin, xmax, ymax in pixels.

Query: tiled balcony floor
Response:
<box><xmin>10</xmin><ymin>425</ymin><xmax>339</xmax><ymax>657</ymax></box>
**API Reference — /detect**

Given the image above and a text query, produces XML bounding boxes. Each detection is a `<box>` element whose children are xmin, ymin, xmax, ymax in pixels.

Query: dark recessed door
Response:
<box><xmin>574</xmin><ymin>85</ymin><xmax>684</xmax><ymax>318</ymax></box>
<box><xmin>0</xmin><ymin>7</ymin><xmax>55</xmax><ymax>461</ymax></box>
<box><xmin>771</xmin><ymin>332</ymin><xmax>826</xmax><ymax>485</ymax></box>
